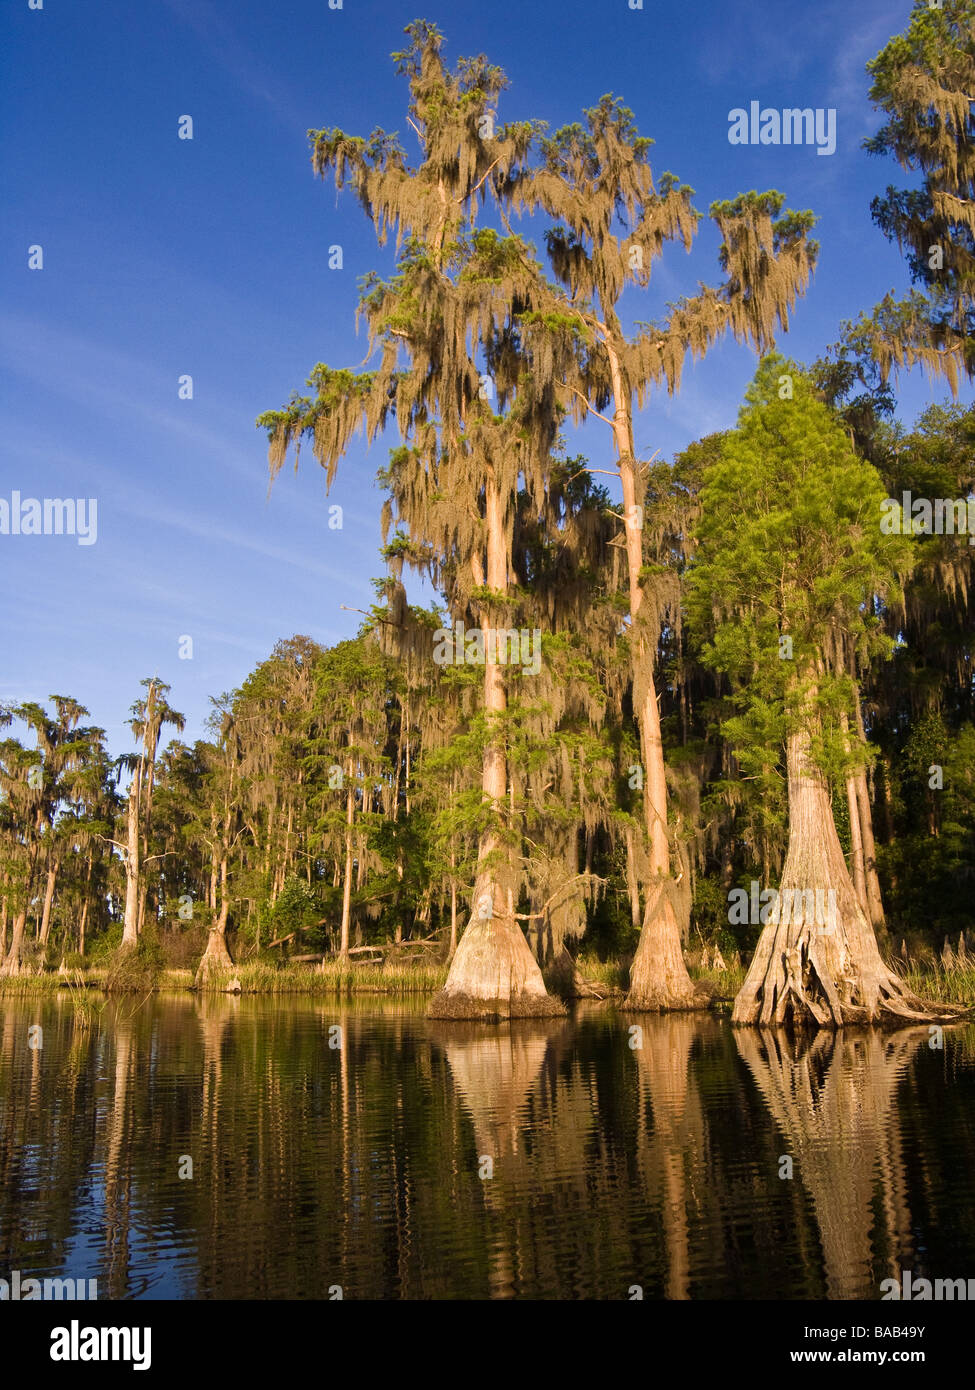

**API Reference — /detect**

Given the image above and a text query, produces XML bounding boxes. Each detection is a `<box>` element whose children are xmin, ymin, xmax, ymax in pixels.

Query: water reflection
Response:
<box><xmin>0</xmin><ymin>996</ymin><xmax>972</xmax><ymax>1300</ymax></box>
<box><xmin>631</xmin><ymin>1014</ymin><xmax>715</xmax><ymax>1299</ymax></box>
<box><xmin>735</xmin><ymin>1027</ymin><xmax>923</xmax><ymax>1299</ymax></box>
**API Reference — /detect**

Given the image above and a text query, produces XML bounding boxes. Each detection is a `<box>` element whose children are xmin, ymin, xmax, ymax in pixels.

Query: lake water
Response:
<box><xmin>1</xmin><ymin>995</ymin><xmax>973</xmax><ymax>1300</ymax></box>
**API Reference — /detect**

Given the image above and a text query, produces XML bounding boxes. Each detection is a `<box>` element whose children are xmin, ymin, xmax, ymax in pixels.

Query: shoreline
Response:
<box><xmin>1</xmin><ymin>958</ymin><xmax>972</xmax><ymax>1010</ymax></box>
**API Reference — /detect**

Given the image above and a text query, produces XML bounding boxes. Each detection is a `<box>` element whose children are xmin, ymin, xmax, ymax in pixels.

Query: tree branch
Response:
<box><xmin>566</xmin><ymin>384</ymin><xmax>615</xmax><ymax>427</ymax></box>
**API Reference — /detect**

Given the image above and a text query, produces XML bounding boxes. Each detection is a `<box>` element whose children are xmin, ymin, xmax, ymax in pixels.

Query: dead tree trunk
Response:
<box><xmin>37</xmin><ymin>857</ymin><xmax>59</xmax><ymax>949</ymax></box>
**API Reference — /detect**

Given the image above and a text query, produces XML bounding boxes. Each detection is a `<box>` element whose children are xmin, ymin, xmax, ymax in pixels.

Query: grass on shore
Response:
<box><xmin>203</xmin><ymin>958</ymin><xmax>450</xmax><ymax>995</ymax></box>
<box><xmin>573</xmin><ymin>952</ymin><xmax>749</xmax><ymax>1000</ymax></box>
<box><xmin>901</xmin><ymin>959</ymin><xmax>975</xmax><ymax>1007</ymax></box>
<box><xmin>574</xmin><ymin>955</ymin><xmax>629</xmax><ymax>991</ymax></box>
<box><xmin>0</xmin><ymin>948</ymin><xmax>972</xmax><ymax>1009</ymax></box>
<box><xmin>0</xmin><ymin>954</ymin><xmax>450</xmax><ymax>997</ymax></box>
<box><xmin>576</xmin><ymin>949</ymin><xmax>974</xmax><ymax>1011</ymax></box>
<box><xmin>0</xmin><ymin>971</ymin><xmax>97</xmax><ymax>995</ymax></box>
<box><xmin>695</xmin><ymin>959</ymin><xmax>748</xmax><ymax>1003</ymax></box>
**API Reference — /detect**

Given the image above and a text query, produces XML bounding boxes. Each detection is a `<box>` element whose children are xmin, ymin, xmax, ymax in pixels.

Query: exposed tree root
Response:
<box><xmin>733</xmin><ymin>923</ymin><xmax>965</xmax><ymax>1028</ymax></box>
<box><xmin>734</xmin><ymin>715</ymin><xmax>966</xmax><ymax>1030</ymax></box>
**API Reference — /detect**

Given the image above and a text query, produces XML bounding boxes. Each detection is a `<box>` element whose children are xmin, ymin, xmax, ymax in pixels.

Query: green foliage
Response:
<box><xmin>2</xmin><ymin>23</ymin><xmax>973</xmax><ymax>997</ymax></box>
<box><xmin>688</xmin><ymin>354</ymin><xmax>913</xmax><ymax>785</ymax></box>
<box><xmin>270</xmin><ymin>875</ymin><xmax>322</xmax><ymax>948</ymax></box>
<box><xmin>104</xmin><ymin>923</ymin><xmax>164</xmax><ymax>994</ymax></box>
<box><xmin>881</xmin><ymin>719</ymin><xmax>975</xmax><ymax>934</ymax></box>
<box><xmin>857</xmin><ymin>0</ymin><xmax>975</xmax><ymax>389</ymax></box>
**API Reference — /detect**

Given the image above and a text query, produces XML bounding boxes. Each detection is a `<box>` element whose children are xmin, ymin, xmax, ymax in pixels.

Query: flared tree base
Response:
<box><xmin>428</xmin><ymin>915</ymin><xmax>565</xmax><ymax>1021</ymax></box>
<box><xmin>428</xmin><ymin>990</ymin><xmax>567</xmax><ymax>1021</ymax></box>
<box><xmin>626</xmin><ymin>987</ymin><xmax>707</xmax><ymax>1013</ymax></box>
<box><xmin>734</xmin><ymin>715</ymin><xmax>967</xmax><ymax>1030</ymax></box>
<box><xmin>626</xmin><ymin>884</ymin><xmax>706</xmax><ymax>1013</ymax></box>
<box><xmin>732</xmin><ymin>925</ymin><xmax>963</xmax><ymax>1028</ymax></box>
<box><xmin>194</xmin><ymin>931</ymin><xmax>234</xmax><ymax>990</ymax></box>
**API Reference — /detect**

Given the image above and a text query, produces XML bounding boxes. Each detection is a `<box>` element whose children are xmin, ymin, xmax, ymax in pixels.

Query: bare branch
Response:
<box><xmin>566</xmin><ymin>384</ymin><xmax>615</xmax><ymax>427</ymax></box>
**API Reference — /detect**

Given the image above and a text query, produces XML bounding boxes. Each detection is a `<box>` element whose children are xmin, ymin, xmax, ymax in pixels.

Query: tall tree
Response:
<box><xmin>688</xmin><ymin>356</ymin><xmax>953</xmax><ymax>1026</ymax></box>
<box><xmin>260</xmin><ymin>23</ymin><xmax>572</xmax><ymax>1016</ymax></box>
<box><xmin>505</xmin><ymin>99</ymin><xmax>818</xmax><ymax>1007</ymax></box>
<box><xmin>315</xmin><ymin>637</ymin><xmax>392</xmax><ymax>959</ymax></box>
<box><xmin>0</xmin><ymin>698</ymin><xmax>103</xmax><ymax>973</ymax></box>
<box><xmin>33</xmin><ymin>697</ymin><xmax>99</xmax><ymax>950</ymax></box>
<box><xmin>117</xmin><ymin>678</ymin><xmax>184</xmax><ymax>950</ymax></box>
<box><xmin>194</xmin><ymin>701</ymin><xmax>247</xmax><ymax>986</ymax></box>
<box><xmin>854</xmin><ymin>0</ymin><xmax>975</xmax><ymax>391</ymax></box>
<box><xmin>0</xmin><ymin>728</ymin><xmax>45</xmax><ymax>976</ymax></box>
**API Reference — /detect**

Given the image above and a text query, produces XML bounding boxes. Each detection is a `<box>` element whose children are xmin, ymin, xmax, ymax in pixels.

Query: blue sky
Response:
<box><xmin>1</xmin><ymin>0</ymin><xmax>970</xmax><ymax>755</ymax></box>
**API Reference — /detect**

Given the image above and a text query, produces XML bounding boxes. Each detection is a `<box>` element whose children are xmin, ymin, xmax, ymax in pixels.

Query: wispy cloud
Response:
<box><xmin>825</xmin><ymin>7</ymin><xmax>898</xmax><ymax>141</ymax></box>
<box><xmin>160</xmin><ymin>0</ymin><xmax>311</xmax><ymax>134</ymax></box>
<box><xmin>115</xmin><ymin>497</ymin><xmax>374</xmax><ymax>592</ymax></box>
<box><xmin>0</xmin><ymin>312</ymin><xmax>267</xmax><ymax>487</ymax></box>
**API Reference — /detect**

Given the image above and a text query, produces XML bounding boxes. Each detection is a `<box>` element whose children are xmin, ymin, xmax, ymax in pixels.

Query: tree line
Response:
<box><xmin>1</xmin><ymin>6</ymin><xmax>972</xmax><ymax>1027</ymax></box>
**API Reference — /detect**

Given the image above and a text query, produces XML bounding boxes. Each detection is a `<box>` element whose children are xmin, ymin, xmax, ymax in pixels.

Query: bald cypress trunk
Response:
<box><xmin>857</xmin><ymin>764</ymin><xmax>886</xmax><ymax>932</ymax></box>
<box><xmin>447</xmin><ymin>832</ymin><xmax>459</xmax><ymax>963</ymax></box>
<box><xmin>733</xmin><ymin>686</ymin><xmax>944</xmax><ymax>1027</ymax></box>
<box><xmin>841</xmin><ymin>706</ymin><xmax>881</xmax><ymax>928</ymax></box>
<box><xmin>1</xmin><ymin>911</ymin><xmax>28</xmax><ymax>976</ymax></box>
<box><xmin>448</xmin><ymin>881</ymin><xmax>458</xmax><ymax>961</ymax></box>
<box><xmin>628</xmin><ymin>652</ymin><xmax>698</xmax><ymax>1009</ymax></box>
<box><xmin>845</xmin><ymin>764</ymin><xmax>869</xmax><ymax>918</ymax></box>
<box><xmin>609</xmin><ymin>352</ymin><xmax>698</xmax><ymax>1011</ymax></box>
<box><xmin>195</xmin><ymin>852</ymin><xmax>234</xmax><ymax>988</ymax></box>
<box><xmin>121</xmin><ymin>777</ymin><xmax>141</xmax><ymax>950</ymax></box>
<box><xmin>624</xmin><ymin>825</ymin><xmax>642</xmax><ymax>932</ymax></box>
<box><xmin>430</xmin><ymin>469</ymin><xmax>563</xmax><ymax>1019</ymax></box>
<box><xmin>78</xmin><ymin>897</ymin><xmax>89</xmax><ymax>958</ymax></box>
<box><xmin>854</xmin><ymin>695</ymin><xmax>885</xmax><ymax>931</ymax></box>
<box><xmin>37</xmin><ymin>857</ymin><xmax>58</xmax><ymax>949</ymax></box>
<box><xmin>78</xmin><ymin>850</ymin><xmax>93</xmax><ymax>957</ymax></box>
<box><xmin>339</xmin><ymin>768</ymin><xmax>354</xmax><ymax>960</ymax></box>
<box><xmin>2</xmin><ymin>841</ymin><xmax>39</xmax><ymax>975</ymax></box>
